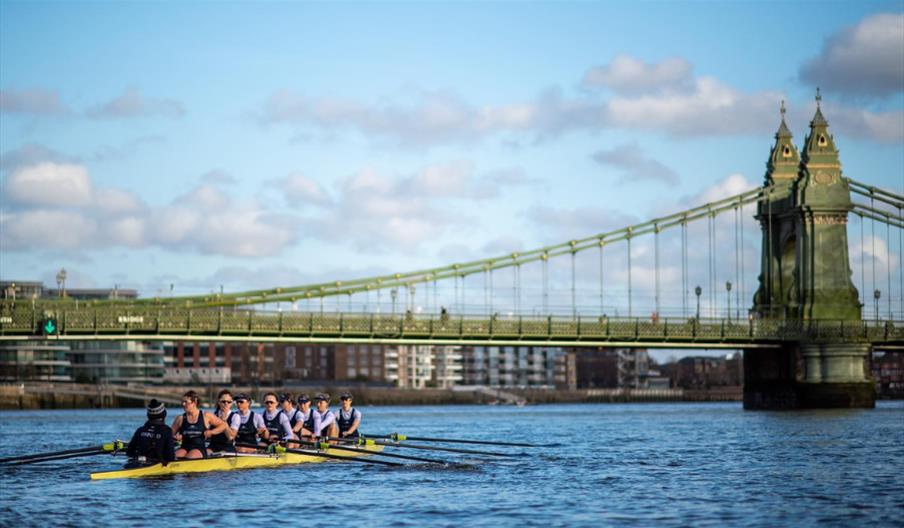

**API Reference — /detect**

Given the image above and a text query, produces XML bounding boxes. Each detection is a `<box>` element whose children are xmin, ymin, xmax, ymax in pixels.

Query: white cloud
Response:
<box><xmin>592</xmin><ymin>143</ymin><xmax>679</xmax><ymax>184</ymax></box>
<box><xmin>278</xmin><ymin>161</ymin><xmax>531</xmax><ymax>252</ymax></box>
<box><xmin>684</xmin><ymin>173</ymin><xmax>756</xmax><ymax>206</ymax></box>
<box><xmin>0</xmin><ymin>209</ymin><xmax>98</xmax><ymax>249</ymax></box>
<box><xmin>93</xmin><ymin>187</ymin><xmax>145</xmax><ymax>215</ymax></box>
<box><xmin>3</xmin><ymin>162</ymin><xmax>93</xmax><ymax>207</ymax></box>
<box><xmin>258</xmin><ymin>60</ymin><xmax>900</xmax><ymax>144</ymax></box>
<box><xmin>0</xmin><ymin>144</ymin><xmax>77</xmax><ymax>171</ymax></box>
<box><xmin>800</xmin><ymin>13</ymin><xmax>904</xmax><ymax>97</ymax></box>
<box><xmin>855</xmin><ymin>235</ymin><xmax>898</xmax><ymax>273</ymax></box>
<box><xmin>103</xmin><ymin>216</ymin><xmax>147</xmax><ymax>247</ymax></box>
<box><xmin>582</xmin><ymin>55</ymin><xmax>694</xmax><ymax>94</ymax></box>
<box><xmin>825</xmin><ymin>104</ymin><xmax>904</xmax><ymax>142</ymax></box>
<box><xmin>522</xmin><ymin>204</ymin><xmax>638</xmax><ymax>241</ymax></box>
<box><xmin>0</xmin><ymin>88</ymin><xmax>70</xmax><ymax>116</ymax></box>
<box><xmin>86</xmin><ymin>88</ymin><xmax>185</xmax><ymax>119</ymax></box>
<box><xmin>1</xmin><ymin>158</ymin><xmax>301</xmax><ymax>258</ymax></box>
<box><xmin>606</xmin><ymin>77</ymin><xmax>783</xmax><ymax>136</ymax></box>
<box><xmin>278</xmin><ymin>172</ymin><xmax>332</xmax><ymax>206</ymax></box>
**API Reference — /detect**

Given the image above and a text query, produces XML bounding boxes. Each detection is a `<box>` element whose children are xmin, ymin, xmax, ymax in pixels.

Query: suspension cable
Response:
<box><xmin>682</xmin><ymin>219</ymin><xmax>688</xmax><ymax>318</ymax></box>
<box><xmin>627</xmin><ymin>231</ymin><xmax>633</xmax><ymax>318</ymax></box>
<box><xmin>736</xmin><ymin>205</ymin><xmax>741</xmax><ymax>320</ymax></box>
<box><xmin>542</xmin><ymin>254</ymin><xmax>549</xmax><ymax>314</ymax></box>
<box><xmin>872</xmin><ymin>195</ymin><xmax>877</xmax><ymax>308</ymax></box>
<box><xmin>708</xmin><ymin>212</ymin><xmax>715</xmax><ymax>317</ymax></box>
<box><xmin>768</xmin><ymin>197</ymin><xmax>774</xmax><ymax>311</ymax></box>
<box><xmin>860</xmin><ymin>213</ymin><xmax>866</xmax><ymax>311</ymax></box>
<box><xmin>599</xmin><ymin>241</ymin><xmax>605</xmax><ymax>316</ymax></box>
<box><xmin>739</xmin><ymin>200</ymin><xmax>745</xmax><ymax>320</ymax></box>
<box><xmin>512</xmin><ymin>264</ymin><xmax>518</xmax><ymax>315</ymax></box>
<box><xmin>571</xmin><ymin>249</ymin><xmax>577</xmax><ymax>318</ymax></box>
<box><xmin>887</xmin><ymin>219</ymin><xmax>892</xmax><ymax>318</ymax></box>
<box><xmin>654</xmin><ymin>224</ymin><xmax>660</xmax><ymax>317</ymax></box>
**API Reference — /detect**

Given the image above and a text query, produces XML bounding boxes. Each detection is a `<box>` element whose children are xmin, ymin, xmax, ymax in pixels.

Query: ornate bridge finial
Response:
<box><xmin>815</xmin><ymin>87</ymin><xmax>821</xmax><ymax>108</ymax></box>
<box><xmin>780</xmin><ymin>99</ymin><xmax>786</xmax><ymax>118</ymax></box>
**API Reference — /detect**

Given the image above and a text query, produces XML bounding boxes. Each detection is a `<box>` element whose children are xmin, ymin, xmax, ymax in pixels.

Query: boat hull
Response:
<box><xmin>90</xmin><ymin>445</ymin><xmax>383</xmax><ymax>480</ymax></box>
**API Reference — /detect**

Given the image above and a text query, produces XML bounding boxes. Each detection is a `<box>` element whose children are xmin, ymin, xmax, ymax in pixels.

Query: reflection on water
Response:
<box><xmin>1</xmin><ymin>402</ymin><xmax>902</xmax><ymax>527</ymax></box>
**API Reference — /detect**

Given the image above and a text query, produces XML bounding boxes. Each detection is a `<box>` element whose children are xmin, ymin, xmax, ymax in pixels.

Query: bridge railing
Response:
<box><xmin>1</xmin><ymin>306</ymin><xmax>902</xmax><ymax>344</ymax></box>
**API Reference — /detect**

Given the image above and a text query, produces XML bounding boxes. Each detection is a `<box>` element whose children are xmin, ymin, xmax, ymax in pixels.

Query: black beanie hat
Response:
<box><xmin>147</xmin><ymin>399</ymin><xmax>166</xmax><ymax>419</ymax></box>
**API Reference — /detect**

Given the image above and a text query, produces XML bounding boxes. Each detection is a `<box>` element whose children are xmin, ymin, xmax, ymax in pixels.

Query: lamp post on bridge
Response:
<box><xmin>390</xmin><ymin>288</ymin><xmax>398</xmax><ymax>315</ymax></box>
<box><xmin>874</xmin><ymin>289</ymin><xmax>881</xmax><ymax>321</ymax></box>
<box><xmin>56</xmin><ymin>268</ymin><xmax>67</xmax><ymax>298</ymax></box>
<box><xmin>726</xmin><ymin>281</ymin><xmax>732</xmax><ymax>323</ymax></box>
<box><xmin>695</xmin><ymin>285</ymin><xmax>702</xmax><ymax>320</ymax></box>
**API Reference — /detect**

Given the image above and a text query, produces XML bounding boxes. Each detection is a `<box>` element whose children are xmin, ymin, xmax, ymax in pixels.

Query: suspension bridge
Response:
<box><xmin>0</xmin><ymin>98</ymin><xmax>902</xmax><ymax>408</ymax></box>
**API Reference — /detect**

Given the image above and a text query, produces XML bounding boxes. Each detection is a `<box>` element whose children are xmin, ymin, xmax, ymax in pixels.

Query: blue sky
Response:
<box><xmin>1</xmin><ymin>1</ymin><xmax>902</xmax><ymax>319</ymax></box>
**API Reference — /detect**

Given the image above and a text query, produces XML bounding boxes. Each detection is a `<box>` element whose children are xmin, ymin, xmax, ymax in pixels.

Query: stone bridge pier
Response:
<box><xmin>746</xmin><ymin>96</ymin><xmax>875</xmax><ymax>409</ymax></box>
<box><xmin>744</xmin><ymin>343</ymin><xmax>874</xmax><ymax>409</ymax></box>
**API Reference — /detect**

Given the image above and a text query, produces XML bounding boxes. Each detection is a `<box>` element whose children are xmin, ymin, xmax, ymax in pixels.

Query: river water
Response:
<box><xmin>1</xmin><ymin>402</ymin><xmax>902</xmax><ymax>527</ymax></box>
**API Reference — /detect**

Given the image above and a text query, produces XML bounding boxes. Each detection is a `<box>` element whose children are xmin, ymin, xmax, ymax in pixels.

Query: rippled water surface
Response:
<box><xmin>1</xmin><ymin>402</ymin><xmax>902</xmax><ymax>527</ymax></box>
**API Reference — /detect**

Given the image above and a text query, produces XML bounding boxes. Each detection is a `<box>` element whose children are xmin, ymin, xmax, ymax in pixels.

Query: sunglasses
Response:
<box><xmin>219</xmin><ymin>400</ymin><xmax>233</xmax><ymax>404</ymax></box>
<box><xmin>265</xmin><ymin>400</ymin><xmax>277</xmax><ymax>405</ymax></box>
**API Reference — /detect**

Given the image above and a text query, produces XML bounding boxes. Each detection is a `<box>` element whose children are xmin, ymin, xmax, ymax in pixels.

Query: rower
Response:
<box><xmin>279</xmin><ymin>392</ymin><xmax>301</xmax><ymax>430</ymax></box>
<box><xmin>233</xmin><ymin>393</ymin><xmax>268</xmax><ymax>453</ymax></box>
<box><xmin>336</xmin><ymin>392</ymin><xmax>362</xmax><ymax>439</ymax></box>
<box><xmin>171</xmin><ymin>390</ymin><xmax>227</xmax><ymax>459</ymax></box>
<box><xmin>208</xmin><ymin>389</ymin><xmax>241</xmax><ymax>454</ymax></box>
<box><xmin>125</xmin><ymin>399</ymin><xmax>175</xmax><ymax>467</ymax></box>
<box><xmin>261</xmin><ymin>392</ymin><xmax>295</xmax><ymax>444</ymax></box>
<box><xmin>311</xmin><ymin>392</ymin><xmax>338</xmax><ymax>440</ymax></box>
<box><xmin>292</xmin><ymin>394</ymin><xmax>315</xmax><ymax>439</ymax></box>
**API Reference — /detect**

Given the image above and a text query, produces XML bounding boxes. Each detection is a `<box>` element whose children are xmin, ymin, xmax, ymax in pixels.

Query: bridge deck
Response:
<box><xmin>1</xmin><ymin>308</ymin><xmax>901</xmax><ymax>347</ymax></box>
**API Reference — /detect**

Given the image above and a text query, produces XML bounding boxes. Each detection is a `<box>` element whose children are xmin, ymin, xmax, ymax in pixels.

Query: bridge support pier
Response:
<box><xmin>743</xmin><ymin>343</ymin><xmax>875</xmax><ymax>410</ymax></box>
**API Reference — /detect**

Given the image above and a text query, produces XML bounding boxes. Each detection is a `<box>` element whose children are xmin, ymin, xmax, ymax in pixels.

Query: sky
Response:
<box><xmin>1</xmin><ymin>1</ymin><xmax>903</xmax><ymax>327</ymax></box>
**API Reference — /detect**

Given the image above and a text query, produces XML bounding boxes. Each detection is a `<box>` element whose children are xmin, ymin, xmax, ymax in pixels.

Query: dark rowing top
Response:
<box><xmin>126</xmin><ymin>419</ymin><xmax>175</xmax><ymax>463</ymax></box>
<box><xmin>179</xmin><ymin>412</ymin><xmax>207</xmax><ymax>453</ymax></box>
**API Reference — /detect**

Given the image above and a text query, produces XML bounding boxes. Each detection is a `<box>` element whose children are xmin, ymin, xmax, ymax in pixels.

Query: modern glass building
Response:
<box><xmin>0</xmin><ymin>342</ymin><xmax>71</xmax><ymax>382</ymax></box>
<box><xmin>67</xmin><ymin>341</ymin><xmax>165</xmax><ymax>384</ymax></box>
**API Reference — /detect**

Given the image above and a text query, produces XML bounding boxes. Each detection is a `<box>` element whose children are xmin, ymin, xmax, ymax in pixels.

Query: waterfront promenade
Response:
<box><xmin>0</xmin><ymin>382</ymin><xmax>743</xmax><ymax>409</ymax></box>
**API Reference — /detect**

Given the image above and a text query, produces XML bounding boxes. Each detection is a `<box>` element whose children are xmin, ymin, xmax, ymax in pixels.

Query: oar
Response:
<box><xmin>368</xmin><ymin>432</ymin><xmax>549</xmax><ymax>447</ymax></box>
<box><xmin>234</xmin><ymin>442</ymin><xmax>402</xmax><ymax>467</ymax></box>
<box><xmin>0</xmin><ymin>441</ymin><xmax>127</xmax><ymax>466</ymax></box>
<box><xmin>328</xmin><ymin>436</ymin><xmax>515</xmax><ymax>457</ymax></box>
<box><xmin>284</xmin><ymin>438</ymin><xmax>449</xmax><ymax>465</ymax></box>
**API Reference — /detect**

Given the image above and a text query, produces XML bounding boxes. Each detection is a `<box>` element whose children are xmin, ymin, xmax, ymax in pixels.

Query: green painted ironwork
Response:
<box><xmin>0</xmin><ymin>306</ymin><xmax>901</xmax><ymax>346</ymax></box>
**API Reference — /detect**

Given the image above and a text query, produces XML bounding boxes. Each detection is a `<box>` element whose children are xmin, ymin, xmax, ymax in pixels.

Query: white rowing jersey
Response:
<box><xmin>217</xmin><ymin>409</ymin><xmax>241</xmax><ymax>432</ymax></box>
<box><xmin>311</xmin><ymin>409</ymin><xmax>336</xmax><ymax>436</ymax></box>
<box><xmin>336</xmin><ymin>408</ymin><xmax>362</xmax><ymax>424</ymax></box>
<box><xmin>262</xmin><ymin>409</ymin><xmax>296</xmax><ymax>440</ymax></box>
<box><xmin>236</xmin><ymin>409</ymin><xmax>266</xmax><ymax>431</ymax></box>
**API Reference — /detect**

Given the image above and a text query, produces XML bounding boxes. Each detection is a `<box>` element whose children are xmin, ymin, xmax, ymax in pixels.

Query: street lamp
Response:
<box><xmin>874</xmin><ymin>289</ymin><xmax>881</xmax><ymax>320</ymax></box>
<box><xmin>695</xmin><ymin>285</ymin><xmax>702</xmax><ymax>320</ymax></box>
<box><xmin>726</xmin><ymin>281</ymin><xmax>732</xmax><ymax>323</ymax></box>
<box><xmin>390</xmin><ymin>288</ymin><xmax>398</xmax><ymax>315</ymax></box>
<box><xmin>55</xmin><ymin>268</ymin><xmax>67</xmax><ymax>298</ymax></box>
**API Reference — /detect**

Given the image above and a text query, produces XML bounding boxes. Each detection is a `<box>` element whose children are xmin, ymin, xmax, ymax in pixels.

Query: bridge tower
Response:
<box><xmin>745</xmin><ymin>93</ymin><xmax>874</xmax><ymax>409</ymax></box>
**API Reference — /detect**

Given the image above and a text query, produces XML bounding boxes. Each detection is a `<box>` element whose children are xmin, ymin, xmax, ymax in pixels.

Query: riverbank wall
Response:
<box><xmin>0</xmin><ymin>383</ymin><xmax>749</xmax><ymax>410</ymax></box>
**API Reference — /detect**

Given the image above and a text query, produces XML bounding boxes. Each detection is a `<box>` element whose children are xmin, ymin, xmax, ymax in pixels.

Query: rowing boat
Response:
<box><xmin>90</xmin><ymin>444</ymin><xmax>384</xmax><ymax>480</ymax></box>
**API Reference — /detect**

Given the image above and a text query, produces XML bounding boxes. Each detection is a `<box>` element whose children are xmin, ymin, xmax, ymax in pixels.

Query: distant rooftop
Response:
<box><xmin>1</xmin><ymin>281</ymin><xmax>138</xmax><ymax>300</ymax></box>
